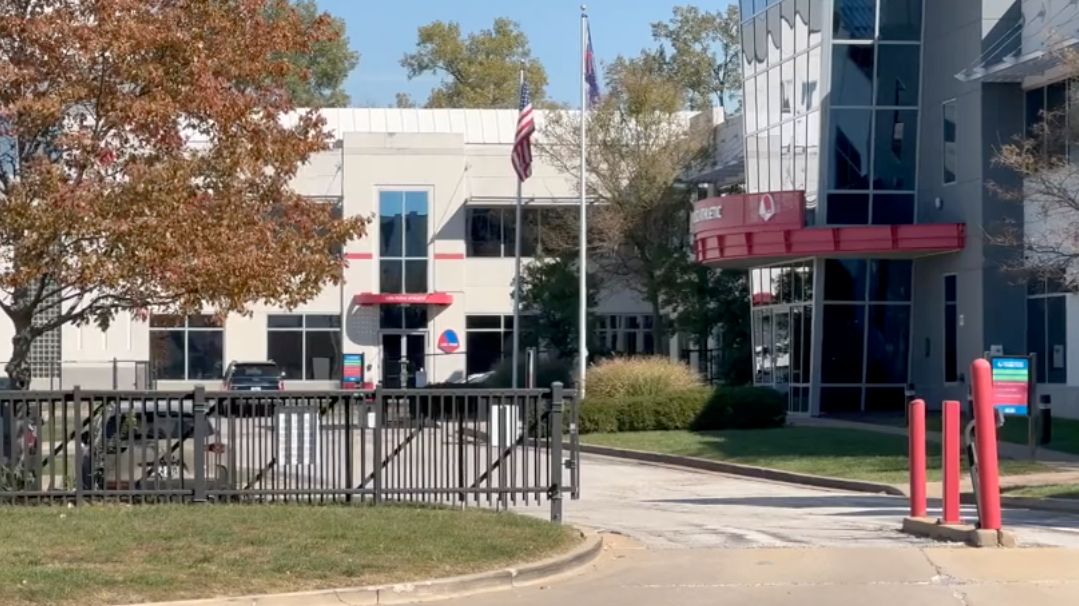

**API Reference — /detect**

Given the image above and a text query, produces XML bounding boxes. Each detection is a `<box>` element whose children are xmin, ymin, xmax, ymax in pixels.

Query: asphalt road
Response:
<box><xmin>436</xmin><ymin>454</ymin><xmax>1079</xmax><ymax>605</ymax></box>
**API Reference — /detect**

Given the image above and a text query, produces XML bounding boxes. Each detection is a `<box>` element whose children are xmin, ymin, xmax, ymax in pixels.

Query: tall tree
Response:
<box><xmin>993</xmin><ymin>55</ymin><xmax>1079</xmax><ymax>288</ymax></box>
<box><xmin>401</xmin><ymin>18</ymin><xmax>548</xmax><ymax>108</ymax></box>
<box><xmin>661</xmin><ymin>257</ymin><xmax>751</xmax><ymax>384</ymax></box>
<box><xmin>278</xmin><ymin>0</ymin><xmax>360</xmax><ymax>107</ymax></box>
<box><xmin>518</xmin><ymin>254</ymin><xmax>601</xmax><ymax>361</ymax></box>
<box><xmin>0</xmin><ymin>0</ymin><xmax>367</xmax><ymax>388</ymax></box>
<box><xmin>540</xmin><ymin>53</ymin><xmax>712</xmax><ymax>355</ymax></box>
<box><xmin>651</xmin><ymin>5</ymin><xmax>743</xmax><ymax>111</ymax></box>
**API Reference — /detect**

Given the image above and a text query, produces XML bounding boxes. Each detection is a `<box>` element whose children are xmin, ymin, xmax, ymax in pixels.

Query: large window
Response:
<box><xmin>944</xmin><ymin>274</ymin><xmax>958</xmax><ymax>383</ymax></box>
<box><xmin>267</xmin><ymin>315</ymin><xmax>342</xmax><ymax>381</ymax></box>
<box><xmin>1028</xmin><ymin>278</ymin><xmax>1068</xmax><ymax>384</ymax></box>
<box><xmin>596</xmin><ymin>315</ymin><xmax>655</xmax><ymax>357</ymax></box>
<box><xmin>465</xmin><ymin>315</ymin><xmax>538</xmax><ymax>376</ymax></box>
<box><xmin>750</xmin><ymin>261</ymin><xmax>814</xmax><ymax>414</ymax></box>
<box><xmin>380</xmin><ymin>190</ymin><xmax>428</xmax><ymax>294</ymax></box>
<box><xmin>150</xmin><ymin>315</ymin><xmax>224</xmax><ymax>381</ymax></box>
<box><xmin>819</xmin><ymin>259</ymin><xmax>913</xmax><ymax>413</ymax></box>
<box><xmin>466</xmin><ymin>206</ymin><xmax>573</xmax><ymax>258</ymax></box>
<box><xmin>943</xmin><ymin>100</ymin><xmax>957</xmax><ymax>184</ymax></box>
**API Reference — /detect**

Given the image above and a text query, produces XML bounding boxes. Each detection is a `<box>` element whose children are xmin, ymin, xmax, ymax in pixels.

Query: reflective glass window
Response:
<box><xmin>872</xmin><ymin>193</ymin><xmax>915</xmax><ymax>224</ymax></box>
<box><xmin>834</xmin><ymin>0</ymin><xmax>876</xmax><ymax>40</ymax></box>
<box><xmin>824</xmin><ymin>259</ymin><xmax>868</xmax><ymax>301</ymax></box>
<box><xmin>876</xmin><ymin>45</ymin><xmax>920</xmax><ymax>106</ymax></box>
<box><xmin>826</xmin><ymin>193</ymin><xmax>870</xmax><ymax>225</ymax></box>
<box><xmin>829</xmin><ymin>109</ymin><xmax>872</xmax><ymax>190</ymax></box>
<box><xmin>832</xmin><ymin>44</ymin><xmax>875</xmax><ymax>106</ymax></box>
<box><xmin>821</xmin><ymin>305</ymin><xmax>866</xmax><ymax>382</ymax></box>
<box><xmin>879</xmin><ymin>0</ymin><xmax>923</xmax><ymax>41</ymax></box>
<box><xmin>874</xmin><ymin>109</ymin><xmax>918</xmax><ymax>190</ymax></box>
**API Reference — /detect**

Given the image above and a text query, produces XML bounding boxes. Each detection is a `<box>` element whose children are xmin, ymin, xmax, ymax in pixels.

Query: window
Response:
<box><xmin>821</xmin><ymin>305</ymin><xmax>865</xmax><ymax>382</ymax></box>
<box><xmin>829</xmin><ymin>109</ymin><xmax>872</xmax><ymax>190</ymax></box>
<box><xmin>380</xmin><ymin>191</ymin><xmax>428</xmax><ymax>294</ymax></box>
<box><xmin>823</xmin><ymin>259</ymin><xmax>868</xmax><ymax>301</ymax></box>
<box><xmin>880</xmin><ymin>0</ymin><xmax>922</xmax><ymax>40</ymax></box>
<box><xmin>267</xmin><ymin>315</ymin><xmax>342</xmax><ymax>381</ymax></box>
<box><xmin>943</xmin><ymin>100</ymin><xmax>957</xmax><ymax>184</ymax></box>
<box><xmin>831</xmin><ymin>44</ymin><xmax>874</xmax><ymax>106</ymax></box>
<box><xmin>876</xmin><ymin>46</ymin><xmax>920</xmax><ymax>107</ymax></box>
<box><xmin>944</xmin><ymin>275</ymin><xmax>958</xmax><ymax>383</ymax></box>
<box><xmin>149</xmin><ymin>315</ymin><xmax>224</xmax><ymax>381</ymax></box>
<box><xmin>833</xmin><ymin>0</ymin><xmax>876</xmax><ymax>40</ymax></box>
<box><xmin>466</xmin><ymin>207</ymin><xmax>571</xmax><ymax>258</ymax></box>
<box><xmin>465</xmin><ymin>315</ymin><xmax>538</xmax><ymax>376</ymax></box>
<box><xmin>874</xmin><ymin>109</ymin><xmax>918</xmax><ymax>190</ymax></box>
<box><xmin>827</xmin><ymin>193</ymin><xmax>870</xmax><ymax>224</ymax></box>
<box><xmin>1028</xmin><ymin>278</ymin><xmax>1068</xmax><ymax>384</ymax></box>
<box><xmin>596</xmin><ymin>315</ymin><xmax>655</xmax><ymax>356</ymax></box>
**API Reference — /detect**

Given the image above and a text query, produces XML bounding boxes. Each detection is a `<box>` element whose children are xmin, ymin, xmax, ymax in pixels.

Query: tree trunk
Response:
<box><xmin>649</xmin><ymin>296</ymin><xmax>668</xmax><ymax>357</ymax></box>
<box><xmin>5</xmin><ymin>324</ymin><xmax>34</xmax><ymax>391</ymax></box>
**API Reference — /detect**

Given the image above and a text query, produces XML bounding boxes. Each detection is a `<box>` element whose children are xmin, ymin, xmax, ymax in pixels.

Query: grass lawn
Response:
<box><xmin>0</xmin><ymin>505</ymin><xmax>578</xmax><ymax>606</ymax></box>
<box><xmin>582</xmin><ymin>427</ymin><xmax>1049</xmax><ymax>485</ymax></box>
<box><xmin>914</xmin><ymin>415</ymin><xmax>1079</xmax><ymax>456</ymax></box>
<box><xmin>1004</xmin><ymin>484</ymin><xmax>1079</xmax><ymax>500</ymax></box>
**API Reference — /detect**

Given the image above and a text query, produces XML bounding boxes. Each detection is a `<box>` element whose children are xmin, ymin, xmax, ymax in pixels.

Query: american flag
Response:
<box><xmin>586</xmin><ymin>24</ymin><xmax>601</xmax><ymax>107</ymax></box>
<box><xmin>512</xmin><ymin>79</ymin><xmax>535</xmax><ymax>182</ymax></box>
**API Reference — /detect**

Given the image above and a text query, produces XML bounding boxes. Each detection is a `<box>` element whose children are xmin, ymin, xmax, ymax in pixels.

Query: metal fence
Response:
<box><xmin>0</xmin><ymin>384</ymin><xmax>579</xmax><ymax>521</ymax></box>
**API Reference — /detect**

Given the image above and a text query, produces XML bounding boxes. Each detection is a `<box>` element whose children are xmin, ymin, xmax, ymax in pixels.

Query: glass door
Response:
<box><xmin>380</xmin><ymin>332</ymin><xmax>427</xmax><ymax>388</ymax></box>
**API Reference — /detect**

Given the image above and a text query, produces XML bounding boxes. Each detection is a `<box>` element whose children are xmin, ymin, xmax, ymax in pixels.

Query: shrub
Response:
<box><xmin>579</xmin><ymin>385</ymin><xmax>787</xmax><ymax>434</ymax></box>
<box><xmin>692</xmin><ymin>386</ymin><xmax>787</xmax><ymax>431</ymax></box>
<box><xmin>586</xmin><ymin>357</ymin><xmax>704</xmax><ymax>399</ymax></box>
<box><xmin>579</xmin><ymin>388</ymin><xmax>712</xmax><ymax>434</ymax></box>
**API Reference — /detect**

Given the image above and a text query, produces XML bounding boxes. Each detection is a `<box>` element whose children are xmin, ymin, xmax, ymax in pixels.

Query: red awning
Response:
<box><xmin>353</xmin><ymin>292</ymin><xmax>454</xmax><ymax>306</ymax></box>
<box><xmin>695</xmin><ymin>224</ymin><xmax>966</xmax><ymax>268</ymax></box>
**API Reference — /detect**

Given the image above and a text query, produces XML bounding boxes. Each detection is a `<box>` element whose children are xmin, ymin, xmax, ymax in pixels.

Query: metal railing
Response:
<box><xmin>0</xmin><ymin>384</ymin><xmax>579</xmax><ymax>521</ymax></box>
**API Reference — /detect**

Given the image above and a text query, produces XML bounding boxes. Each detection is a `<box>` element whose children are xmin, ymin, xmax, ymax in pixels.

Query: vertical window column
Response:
<box><xmin>944</xmin><ymin>275</ymin><xmax>958</xmax><ymax>383</ymax></box>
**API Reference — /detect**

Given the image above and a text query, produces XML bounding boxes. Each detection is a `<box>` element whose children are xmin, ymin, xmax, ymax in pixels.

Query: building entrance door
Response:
<box><xmin>380</xmin><ymin>332</ymin><xmax>426</xmax><ymax>388</ymax></box>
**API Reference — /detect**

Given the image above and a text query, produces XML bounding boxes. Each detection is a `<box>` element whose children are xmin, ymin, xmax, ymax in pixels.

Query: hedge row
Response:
<box><xmin>578</xmin><ymin>386</ymin><xmax>787</xmax><ymax>434</ymax></box>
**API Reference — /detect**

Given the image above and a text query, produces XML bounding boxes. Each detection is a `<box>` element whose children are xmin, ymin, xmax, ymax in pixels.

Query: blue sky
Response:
<box><xmin>314</xmin><ymin>0</ymin><xmax>734</xmax><ymax>107</ymax></box>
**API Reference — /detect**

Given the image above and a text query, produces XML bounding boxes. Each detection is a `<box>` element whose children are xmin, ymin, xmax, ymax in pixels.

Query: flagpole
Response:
<box><xmin>511</xmin><ymin>67</ymin><xmax>525</xmax><ymax>389</ymax></box>
<box><xmin>578</xmin><ymin>6</ymin><xmax>589</xmax><ymax>398</ymax></box>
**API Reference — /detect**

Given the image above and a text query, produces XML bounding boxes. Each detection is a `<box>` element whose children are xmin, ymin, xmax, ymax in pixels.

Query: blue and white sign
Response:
<box><xmin>438</xmin><ymin>329</ymin><xmax>461</xmax><ymax>354</ymax></box>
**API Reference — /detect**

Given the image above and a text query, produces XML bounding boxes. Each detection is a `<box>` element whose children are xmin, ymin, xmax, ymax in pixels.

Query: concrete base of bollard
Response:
<box><xmin>901</xmin><ymin>517</ymin><xmax>1017</xmax><ymax>548</ymax></box>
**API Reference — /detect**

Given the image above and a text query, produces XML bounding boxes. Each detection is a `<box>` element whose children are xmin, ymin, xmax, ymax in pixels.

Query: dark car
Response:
<box><xmin>223</xmin><ymin>361</ymin><xmax>284</xmax><ymax>392</ymax></box>
<box><xmin>222</xmin><ymin>361</ymin><xmax>284</xmax><ymax>417</ymax></box>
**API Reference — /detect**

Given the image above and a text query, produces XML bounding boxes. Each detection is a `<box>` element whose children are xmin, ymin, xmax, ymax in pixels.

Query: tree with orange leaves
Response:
<box><xmin>0</xmin><ymin>0</ymin><xmax>366</xmax><ymax>388</ymax></box>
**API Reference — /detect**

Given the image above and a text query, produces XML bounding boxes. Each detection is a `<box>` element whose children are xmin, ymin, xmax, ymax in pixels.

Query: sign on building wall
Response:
<box><xmin>689</xmin><ymin>191</ymin><xmax>806</xmax><ymax>237</ymax></box>
<box><xmin>276</xmin><ymin>407</ymin><xmax>320</xmax><ymax>466</ymax></box>
<box><xmin>438</xmin><ymin>329</ymin><xmax>461</xmax><ymax>354</ymax></box>
<box><xmin>342</xmin><ymin>353</ymin><xmax>365</xmax><ymax>389</ymax></box>
<box><xmin>990</xmin><ymin>356</ymin><xmax>1033</xmax><ymax>416</ymax></box>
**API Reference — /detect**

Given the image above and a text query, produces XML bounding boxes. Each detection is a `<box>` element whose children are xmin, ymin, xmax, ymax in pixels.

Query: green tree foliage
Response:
<box><xmin>661</xmin><ymin>257</ymin><xmax>752</xmax><ymax>385</ymax></box>
<box><xmin>541</xmin><ymin>53</ymin><xmax>711</xmax><ymax>355</ymax></box>
<box><xmin>278</xmin><ymin>1</ymin><xmax>359</xmax><ymax>107</ymax></box>
<box><xmin>401</xmin><ymin>18</ymin><xmax>548</xmax><ymax>108</ymax></box>
<box><xmin>518</xmin><ymin>255</ymin><xmax>601</xmax><ymax>361</ymax></box>
<box><xmin>651</xmin><ymin>5</ymin><xmax>743</xmax><ymax>110</ymax></box>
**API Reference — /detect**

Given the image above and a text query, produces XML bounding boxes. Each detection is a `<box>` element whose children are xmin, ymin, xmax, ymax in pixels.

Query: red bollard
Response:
<box><xmin>908</xmin><ymin>398</ymin><xmax>927</xmax><ymax>518</ymax></box>
<box><xmin>942</xmin><ymin>400</ymin><xmax>962</xmax><ymax>524</ymax></box>
<box><xmin>971</xmin><ymin>358</ymin><xmax>1003</xmax><ymax>530</ymax></box>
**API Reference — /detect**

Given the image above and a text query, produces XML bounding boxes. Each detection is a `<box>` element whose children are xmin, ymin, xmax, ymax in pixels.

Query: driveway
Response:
<box><xmin>446</xmin><ymin>454</ymin><xmax>1079</xmax><ymax>606</ymax></box>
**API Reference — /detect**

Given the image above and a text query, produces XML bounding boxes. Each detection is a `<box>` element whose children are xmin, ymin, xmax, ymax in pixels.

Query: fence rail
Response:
<box><xmin>0</xmin><ymin>384</ymin><xmax>579</xmax><ymax>521</ymax></box>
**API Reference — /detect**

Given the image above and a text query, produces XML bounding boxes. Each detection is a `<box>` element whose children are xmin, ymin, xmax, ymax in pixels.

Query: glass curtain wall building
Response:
<box><xmin>737</xmin><ymin>0</ymin><xmax>925</xmax><ymax>415</ymax></box>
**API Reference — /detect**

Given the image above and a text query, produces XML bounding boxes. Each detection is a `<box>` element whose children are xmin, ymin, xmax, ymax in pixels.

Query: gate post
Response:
<box><xmin>942</xmin><ymin>400</ymin><xmax>962</xmax><ymax>524</ymax></box>
<box><xmin>192</xmin><ymin>386</ymin><xmax>208</xmax><ymax>503</ymax></box>
<box><xmin>908</xmin><ymin>398</ymin><xmax>927</xmax><ymax>518</ymax></box>
<box><xmin>971</xmin><ymin>358</ymin><xmax>1003</xmax><ymax>530</ymax></box>
<box><xmin>549</xmin><ymin>382</ymin><xmax>565</xmax><ymax>524</ymax></box>
<box><xmin>373</xmin><ymin>388</ymin><xmax>383</xmax><ymax>505</ymax></box>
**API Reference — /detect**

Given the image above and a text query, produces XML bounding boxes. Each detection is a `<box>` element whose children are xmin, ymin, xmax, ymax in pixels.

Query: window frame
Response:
<box><xmin>379</xmin><ymin>190</ymin><xmax>430</xmax><ymax>294</ymax></box>
<box><xmin>149</xmin><ymin>314</ymin><xmax>225</xmax><ymax>381</ymax></box>
<box><xmin>266</xmin><ymin>314</ymin><xmax>342</xmax><ymax>381</ymax></box>
<box><xmin>943</xmin><ymin>274</ymin><xmax>959</xmax><ymax>384</ymax></box>
<box><xmin>942</xmin><ymin>99</ymin><xmax>957</xmax><ymax>185</ymax></box>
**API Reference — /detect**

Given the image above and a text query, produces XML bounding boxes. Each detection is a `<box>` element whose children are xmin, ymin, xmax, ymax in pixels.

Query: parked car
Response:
<box><xmin>223</xmin><ymin>361</ymin><xmax>284</xmax><ymax>392</ymax></box>
<box><xmin>80</xmin><ymin>402</ymin><xmax>229</xmax><ymax>495</ymax></box>
<box><xmin>222</xmin><ymin>361</ymin><xmax>285</xmax><ymax>417</ymax></box>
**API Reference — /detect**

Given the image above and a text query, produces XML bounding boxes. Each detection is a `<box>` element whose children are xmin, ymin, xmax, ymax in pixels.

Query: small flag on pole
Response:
<box><xmin>512</xmin><ymin>79</ymin><xmax>535</xmax><ymax>182</ymax></box>
<box><xmin>585</xmin><ymin>24</ymin><xmax>601</xmax><ymax>107</ymax></box>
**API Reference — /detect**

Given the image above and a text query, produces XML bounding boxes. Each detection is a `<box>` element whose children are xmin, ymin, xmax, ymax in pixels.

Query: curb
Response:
<box><xmin>118</xmin><ymin>529</ymin><xmax>603</xmax><ymax>606</ymax></box>
<box><xmin>900</xmin><ymin>516</ymin><xmax>1017</xmax><ymax>548</ymax></box>
<box><xmin>579</xmin><ymin>443</ymin><xmax>904</xmax><ymax>496</ymax></box>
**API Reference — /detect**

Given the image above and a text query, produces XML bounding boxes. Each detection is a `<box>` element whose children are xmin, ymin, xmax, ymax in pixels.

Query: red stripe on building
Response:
<box><xmin>345</xmin><ymin>252</ymin><xmax>373</xmax><ymax>260</ymax></box>
<box><xmin>434</xmin><ymin>253</ymin><xmax>465</xmax><ymax>260</ymax></box>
